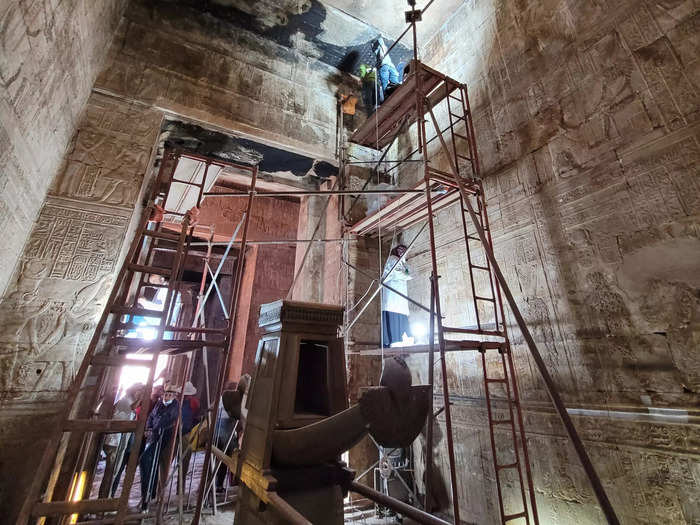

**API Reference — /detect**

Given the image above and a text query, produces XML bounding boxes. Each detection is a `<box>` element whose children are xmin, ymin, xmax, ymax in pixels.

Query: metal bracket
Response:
<box><xmin>405</xmin><ymin>9</ymin><xmax>422</xmax><ymax>23</ymax></box>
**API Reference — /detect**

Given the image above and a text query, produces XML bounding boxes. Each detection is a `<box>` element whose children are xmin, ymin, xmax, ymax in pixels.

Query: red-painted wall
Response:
<box><xmin>198</xmin><ymin>192</ymin><xmax>299</xmax><ymax>383</ymax></box>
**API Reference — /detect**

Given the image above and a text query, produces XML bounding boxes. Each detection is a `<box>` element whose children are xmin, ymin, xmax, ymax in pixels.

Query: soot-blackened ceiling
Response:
<box><xmin>154</xmin><ymin>0</ymin><xmax>413</xmax><ymax>74</ymax></box>
<box><xmin>161</xmin><ymin>120</ymin><xmax>336</xmax><ymax>180</ymax></box>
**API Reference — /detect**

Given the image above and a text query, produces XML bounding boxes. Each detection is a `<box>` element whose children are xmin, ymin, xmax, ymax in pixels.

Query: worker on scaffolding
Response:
<box><xmin>381</xmin><ymin>241</ymin><xmax>412</xmax><ymax>347</ymax></box>
<box><xmin>359</xmin><ymin>63</ymin><xmax>378</xmax><ymax>109</ymax></box>
<box><xmin>372</xmin><ymin>37</ymin><xmax>401</xmax><ymax>104</ymax></box>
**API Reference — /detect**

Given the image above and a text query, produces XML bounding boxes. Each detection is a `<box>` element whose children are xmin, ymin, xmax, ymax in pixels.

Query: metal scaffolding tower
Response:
<box><xmin>17</xmin><ymin>1</ymin><xmax>619</xmax><ymax>524</ymax></box>
<box><xmin>17</xmin><ymin>151</ymin><xmax>257</xmax><ymax>525</ymax></box>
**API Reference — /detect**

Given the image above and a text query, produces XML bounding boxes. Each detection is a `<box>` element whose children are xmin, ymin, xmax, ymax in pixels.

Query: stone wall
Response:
<box><xmin>0</xmin><ymin>92</ymin><xmax>162</xmax><ymax>518</ymax></box>
<box><xmin>95</xmin><ymin>0</ymin><xmax>355</xmax><ymax>163</ymax></box>
<box><xmin>397</xmin><ymin>1</ymin><xmax>700</xmax><ymax>523</ymax></box>
<box><xmin>0</xmin><ymin>0</ymin><xmax>127</xmax><ymax>296</ymax></box>
<box><xmin>0</xmin><ymin>0</ymin><xmax>362</xmax><ymax>515</ymax></box>
<box><xmin>199</xmin><ymin>194</ymin><xmax>300</xmax><ymax>382</ymax></box>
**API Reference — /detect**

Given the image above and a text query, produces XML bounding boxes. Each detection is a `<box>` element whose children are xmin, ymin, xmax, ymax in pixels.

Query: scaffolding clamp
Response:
<box><xmin>405</xmin><ymin>9</ymin><xmax>422</xmax><ymax>23</ymax></box>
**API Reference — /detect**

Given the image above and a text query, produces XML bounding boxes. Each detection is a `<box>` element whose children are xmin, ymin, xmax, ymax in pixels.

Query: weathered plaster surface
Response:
<box><xmin>0</xmin><ymin>0</ymin><xmax>127</xmax><ymax>296</ymax></box>
<box><xmin>395</xmin><ymin>0</ymin><xmax>700</xmax><ymax>523</ymax></box>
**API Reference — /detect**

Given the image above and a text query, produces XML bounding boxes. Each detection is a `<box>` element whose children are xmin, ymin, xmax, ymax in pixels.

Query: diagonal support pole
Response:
<box><xmin>460</xmin><ymin>185</ymin><xmax>620</xmax><ymax>525</ymax></box>
<box><xmin>194</xmin><ymin>214</ymin><xmax>246</xmax><ymax>321</ymax></box>
<box><xmin>429</xmin><ymin>98</ymin><xmax>620</xmax><ymax>524</ymax></box>
<box><xmin>205</xmin><ymin>262</ymin><xmax>230</xmax><ymax>319</ymax></box>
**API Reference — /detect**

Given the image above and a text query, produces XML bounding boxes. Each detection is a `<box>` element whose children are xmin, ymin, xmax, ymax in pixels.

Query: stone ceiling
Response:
<box><xmin>158</xmin><ymin>0</ymin><xmax>464</xmax><ymax>72</ymax></box>
<box><xmin>323</xmin><ymin>0</ymin><xmax>466</xmax><ymax>45</ymax></box>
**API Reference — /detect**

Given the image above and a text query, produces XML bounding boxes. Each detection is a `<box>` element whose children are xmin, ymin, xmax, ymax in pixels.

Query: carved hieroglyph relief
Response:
<box><xmin>0</xmin><ymin>90</ymin><xmax>162</xmax><ymax>403</ymax></box>
<box><xmin>0</xmin><ymin>201</ymin><xmax>127</xmax><ymax>401</ymax></box>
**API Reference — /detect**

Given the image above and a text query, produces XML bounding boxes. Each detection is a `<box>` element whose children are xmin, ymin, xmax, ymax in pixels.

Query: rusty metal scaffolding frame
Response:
<box><xmin>144</xmin><ymin>6</ymin><xmax>618</xmax><ymax>525</ymax></box>
<box><xmin>179</xmin><ymin>63</ymin><xmax>620</xmax><ymax>525</ymax></box>
<box><xmin>18</xmin><ymin>2</ymin><xmax>619</xmax><ymax>524</ymax></box>
<box><xmin>335</xmin><ymin>1</ymin><xmax>620</xmax><ymax>523</ymax></box>
<box><xmin>16</xmin><ymin>150</ymin><xmax>258</xmax><ymax>525</ymax></box>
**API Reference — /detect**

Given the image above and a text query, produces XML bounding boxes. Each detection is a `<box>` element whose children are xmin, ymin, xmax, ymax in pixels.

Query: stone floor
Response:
<box><xmin>89</xmin><ymin>447</ymin><xmax>236</xmax><ymax>514</ymax></box>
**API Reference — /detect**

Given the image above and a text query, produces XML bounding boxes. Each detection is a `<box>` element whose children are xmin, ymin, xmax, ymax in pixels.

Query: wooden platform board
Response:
<box><xmin>349</xmin><ymin>180</ymin><xmax>460</xmax><ymax>236</ymax></box>
<box><xmin>350</xmin><ymin>61</ymin><xmax>461</xmax><ymax>150</ymax></box>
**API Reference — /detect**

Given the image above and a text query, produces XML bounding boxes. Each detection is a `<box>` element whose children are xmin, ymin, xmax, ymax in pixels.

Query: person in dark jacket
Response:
<box><xmin>139</xmin><ymin>385</ymin><xmax>179</xmax><ymax>510</ymax></box>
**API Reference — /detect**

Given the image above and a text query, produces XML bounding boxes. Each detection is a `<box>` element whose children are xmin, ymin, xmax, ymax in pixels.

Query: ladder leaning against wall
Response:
<box><xmin>16</xmin><ymin>150</ymin><xmax>258</xmax><ymax>525</ymax></box>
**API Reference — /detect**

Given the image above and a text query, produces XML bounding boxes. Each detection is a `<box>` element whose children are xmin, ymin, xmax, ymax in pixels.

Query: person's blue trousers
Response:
<box><xmin>378</xmin><ymin>64</ymin><xmax>400</xmax><ymax>103</ymax></box>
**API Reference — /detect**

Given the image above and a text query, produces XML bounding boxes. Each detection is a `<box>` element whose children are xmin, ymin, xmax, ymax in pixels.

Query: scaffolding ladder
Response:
<box><xmin>346</xmin><ymin>55</ymin><xmax>617</xmax><ymax>524</ymax></box>
<box><xmin>16</xmin><ymin>150</ymin><xmax>258</xmax><ymax>525</ymax></box>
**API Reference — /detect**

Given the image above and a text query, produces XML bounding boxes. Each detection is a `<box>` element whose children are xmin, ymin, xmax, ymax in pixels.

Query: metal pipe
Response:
<box><xmin>342</xmin><ymin>259</ymin><xmax>437</xmax><ymax>318</ymax></box>
<box><xmin>418</xmin><ymin>69</ymin><xmax>462</xmax><ymax>525</ymax></box>
<box><xmin>187</xmin><ymin>238</ymin><xmax>356</xmax><ymax>246</ymax></box>
<box><xmin>345</xmin><ymin>132</ymin><xmax>402</xmax><ymax>221</ymax></box>
<box><xmin>349</xmin><ymin>481</ymin><xmax>450</xmax><ymax>525</ymax></box>
<box><xmin>267</xmin><ymin>492</ymin><xmax>312</xmax><ymax>525</ymax></box>
<box><xmin>345</xmin><ymin>221</ymin><xmax>427</xmax><ymax>332</ymax></box>
<box><xmin>193</xmin><ymin>166</ymin><xmax>258</xmax><ymax>525</ymax></box>
<box><xmin>383</xmin><ymin>23</ymin><xmax>413</xmax><ymax>60</ymax></box>
<box><xmin>425</xmin><ymin>277</ymin><xmax>435</xmax><ymax>511</ymax></box>
<box><xmin>204</xmin><ymin>189</ymin><xmax>434</xmax><ymax>197</ymax></box>
<box><xmin>345</xmin><ymin>159</ymin><xmax>424</xmax><ymax>165</ymax></box>
<box><xmin>176</xmin><ymin>150</ymin><xmax>256</xmax><ymax>172</ymax></box>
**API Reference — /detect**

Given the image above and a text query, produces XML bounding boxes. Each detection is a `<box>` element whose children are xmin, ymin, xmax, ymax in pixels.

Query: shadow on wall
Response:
<box><xmin>407</xmin><ymin>0</ymin><xmax>700</xmax><ymax>523</ymax></box>
<box><xmin>151</xmin><ymin>0</ymin><xmax>413</xmax><ymax>75</ymax></box>
<box><xmin>420</xmin><ymin>0</ymin><xmax>699</xmax><ymax>407</ymax></box>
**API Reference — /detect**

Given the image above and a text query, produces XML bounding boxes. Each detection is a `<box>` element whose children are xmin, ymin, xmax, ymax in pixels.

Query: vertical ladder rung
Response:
<box><xmin>475</xmin><ymin>295</ymin><xmax>496</xmax><ymax>302</ymax></box>
<box><xmin>470</xmin><ymin>264</ymin><xmax>489</xmax><ymax>271</ymax></box>
<box><xmin>491</xmin><ymin>419</ymin><xmax>513</xmax><ymax>425</ymax></box>
<box><xmin>485</xmin><ymin>378</ymin><xmax>508</xmax><ymax>384</ymax></box>
<box><xmin>496</xmin><ymin>462</ymin><xmax>519</xmax><ymax>471</ymax></box>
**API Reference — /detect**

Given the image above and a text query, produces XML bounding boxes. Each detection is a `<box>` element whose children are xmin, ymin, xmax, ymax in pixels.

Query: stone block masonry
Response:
<box><xmin>0</xmin><ymin>1</ymin><xmax>367</xmax><ymax>518</ymax></box>
<box><xmin>0</xmin><ymin>0</ymin><xmax>128</xmax><ymax>296</ymax></box>
<box><xmin>0</xmin><ymin>91</ymin><xmax>162</xmax><ymax>519</ymax></box>
<box><xmin>395</xmin><ymin>0</ymin><xmax>700</xmax><ymax>523</ymax></box>
<box><xmin>94</xmin><ymin>0</ymin><xmax>359</xmax><ymax>164</ymax></box>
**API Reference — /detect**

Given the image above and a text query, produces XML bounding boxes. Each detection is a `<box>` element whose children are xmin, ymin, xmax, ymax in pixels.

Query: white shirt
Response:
<box><xmin>104</xmin><ymin>393</ymin><xmax>136</xmax><ymax>447</ymax></box>
<box><xmin>381</xmin><ymin>254</ymin><xmax>412</xmax><ymax>316</ymax></box>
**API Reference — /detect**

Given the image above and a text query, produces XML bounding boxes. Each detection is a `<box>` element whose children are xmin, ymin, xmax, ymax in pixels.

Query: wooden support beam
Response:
<box><xmin>32</xmin><ymin>498</ymin><xmax>120</xmax><ymax>517</ymax></box>
<box><xmin>63</xmin><ymin>420</ymin><xmax>138</xmax><ymax>433</ymax></box>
